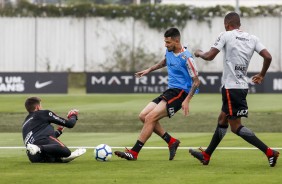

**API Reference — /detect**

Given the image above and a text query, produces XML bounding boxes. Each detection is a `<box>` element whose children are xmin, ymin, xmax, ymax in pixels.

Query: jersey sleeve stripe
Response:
<box><xmin>187</xmin><ymin>58</ymin><xmax>198</xmax><ymax>77</ymax></box>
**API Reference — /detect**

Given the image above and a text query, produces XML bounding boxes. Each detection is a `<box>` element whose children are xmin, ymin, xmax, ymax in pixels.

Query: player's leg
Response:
<box><xmin>140</xmin><ymin>88</ymin><xmax>185</xmax><ymax>160</ymax></box>
<box><xmin>26</xmin><ymin>138</ymin><xmax>69</xmax><ymax>163</ymax></box>
<box><xmin>115</xmin><ymin>89</ymin><xmax>185</xmax><ymax>161</ymax></box>
<box><xmin>61</xmin><ymin>148</ymin><xmax>87</xmax><ymax>163</ymax></box>
<box><xmin>139</xmin><ymin>101</ymin><xmax>178</xmax><ymax>147</ymax></box>
<box><xmin>42</xmin><ymin>136</ymin><xmax>71</xmax><ymax>158</ymax></box>
<box><xmin>115</xmin><ymin>100</ymin><xmax>168</xmax><ymax>160</ymax></box>
<box><xmin>189</xmin><ymin>111</ymin><xmax>228</xmax><ymax>165</ymax></box>
<box><xmin>44</xmin><ymin>137</ymin><xmax>86</xmax><ymax>163</ymax></box>
<box><xmin>26</xmin><ymin>149</ymin><xmax>46</xmax><ymax>163</ymax></box>
<box><xmin>229</xmin><ymin>118</ymin><xmax>279</xmax><ymax>167</ymax></box>
<box><xmin>205</xmin><ymin>111</ymin><xmax>228</xmax><ymax>155</ymax></box>
<box><xmin>27</xmin><ymin>137</ymin><xmax>71</xmax><ymax>163</ymax></box>
<box><xmin>138</xmin><ymin>100</ymin><xmax>169</xmax><ymax>143</ymax></box>
<box><xmin>160</xmin><ymin>89</ymin><xmax>189</xmax><ymax>160</ymax></box>
<box><xmin>139</xmin><ymin>101</ymin><xmax>166</xmax><ymax>137</ymax></box>
<box><xmin>26</xmin><ymin>137</ymin><xmax>86</xmax><ymax>163</ymax></box>
<box><xmin>230</xmin><ymin>88</ymin><xmax>279</xmax><ymax>166</ymax></box>
<box><xmin>189</xmin><ymin>87</ymin><xmax>229</xmax><ymax>165</ymax></box>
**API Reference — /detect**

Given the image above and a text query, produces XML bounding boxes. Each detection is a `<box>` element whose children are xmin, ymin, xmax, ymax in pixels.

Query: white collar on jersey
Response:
<box><xmin>173</xmin><ymin>46</ymin><xmax>186</xmax><ymax>57</ymax></box>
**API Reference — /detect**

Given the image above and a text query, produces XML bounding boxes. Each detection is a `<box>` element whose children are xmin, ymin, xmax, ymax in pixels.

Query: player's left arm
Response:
<box><xmin>252</xmin><ymin>49</ymin><xmax>272</xmax><ymax>84</ymax></box>
<box><xmin>182</xmin><ymin>57</ymin><xmax>201</xmax><ymax>116</ymax></box>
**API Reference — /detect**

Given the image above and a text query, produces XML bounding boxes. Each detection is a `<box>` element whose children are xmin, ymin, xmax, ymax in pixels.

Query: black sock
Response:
<box><xmin>205</xmin><ymin>124</ymin><xmax>228</xmax><ymax>156</ymax></box>
<box><xmin>131</xmin><ymin>140</ymin><xmax>144</xmax><ymax>153</ymax></box>
<box><xmin>161</xmin><ymin>132</ymin><xmax>171</xmax><ymax>144</ymax></box>
<box><xmin>236</xmin><ymin>125</ymin><xmax>268</xmax><ymax>153</ymax></box>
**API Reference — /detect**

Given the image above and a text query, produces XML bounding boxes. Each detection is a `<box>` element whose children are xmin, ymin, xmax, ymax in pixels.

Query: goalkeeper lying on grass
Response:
<box><xmin>22</xmin><ymin>96</ymin><xmax>86</xmax><ymax>163</ymax></box>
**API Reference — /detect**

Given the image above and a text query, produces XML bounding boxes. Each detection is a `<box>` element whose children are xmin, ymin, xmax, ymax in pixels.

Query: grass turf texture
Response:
<box><xmin>0</xmin><ymin>93</ymin><xmax>282</xmax><ymax>132</ymax></box>
<box><xmin>0</xmin><ymin>133</ymin><xmax>282</xmax><ymax>184</ymax></box>
<box><xmin>1</xmin><ymin>93</ymin><xmax>282</xmax><ymax>183</ymax></box>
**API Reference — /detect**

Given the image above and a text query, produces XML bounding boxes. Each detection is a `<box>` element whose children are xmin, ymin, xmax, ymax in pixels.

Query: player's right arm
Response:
<box><xmin>54</xmin><ymin>126</ymin><xmax>64</xmax><ymax>138</ymax></box>
<box><xmin>46</xmin><ymin>109</ymin><xmax>78</xmax><ymax>128</ymax></box>
<box><xmin>135</xmin><ymin>58</ymin><xmax>166</xmax><ymax>78</ymax></box>
<box><xmin>194</xmin><ymin>32</ymin><xmax>225</xmax><ymax>61</ymax></box>
<box><xmin>194</xmin><ymin>48</ymin><xmax>220</xmax><ymax>61</ymax></box>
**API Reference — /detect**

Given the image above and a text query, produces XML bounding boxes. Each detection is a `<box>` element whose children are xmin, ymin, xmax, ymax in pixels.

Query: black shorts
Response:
<box><xmin>152</xmin><ymin>88</ymin><xmax>188</xmax><ymax>118</ymax></box>
<box><xmin>221</xmin><ymin>86</ymin><xmax>248</xmax><ymax>119</ymax></box>
<box><xmin>27</xmin><ymin>136</ymin><xmax>71</xmax><ymax>163</ymax></box>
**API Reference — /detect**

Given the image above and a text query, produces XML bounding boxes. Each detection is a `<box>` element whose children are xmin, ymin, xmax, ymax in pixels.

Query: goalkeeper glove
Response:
<box><xmin>67</xmin><ymin>109</ymin><xmax>79</xmax><ymax>120</ymax></box>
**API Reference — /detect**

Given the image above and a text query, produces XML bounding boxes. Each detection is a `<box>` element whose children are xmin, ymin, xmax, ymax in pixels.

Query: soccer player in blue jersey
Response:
<box><xmin>189</xmin><ymin>12</ymin><xmax>279</xmax><ymax>167</ymax></box>
<box><xmin>115</xmin><ymin>27</ymin><xmax>200</xmax><ymax>160</ymax></box>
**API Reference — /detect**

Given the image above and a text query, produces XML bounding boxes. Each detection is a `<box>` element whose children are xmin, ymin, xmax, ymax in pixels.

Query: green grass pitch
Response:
<box><xmin>0</xmin><ymin>93</ymin><xmax>282</xmax><ymax>183</ymax></box>
<box><xmin>1</xmin><ymin>133</ymin><xmax>282</xmax><ymax>184</ymax></box>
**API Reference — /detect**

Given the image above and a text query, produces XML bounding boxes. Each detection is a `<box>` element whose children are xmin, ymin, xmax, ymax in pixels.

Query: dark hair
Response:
<box><xmin>25</xmin><ymin>97</ymin><xmax>41</xmax><ymax>113</ymax></box>
<box><xmin>224</xmin><ymin>12</ymin><xmax>241</xmax><ymax>27</ymax></box>
<box><xmin>164</xmin><ymin>27</ymin><xmax>180</xmax><ymax>39</ymax></box>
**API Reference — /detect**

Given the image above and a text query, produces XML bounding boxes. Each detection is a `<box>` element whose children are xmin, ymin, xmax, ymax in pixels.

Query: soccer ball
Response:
<box><xmin>94</xmin><ymin>144</ymin><xmax>112</xmax><ymax>161</ymax></box>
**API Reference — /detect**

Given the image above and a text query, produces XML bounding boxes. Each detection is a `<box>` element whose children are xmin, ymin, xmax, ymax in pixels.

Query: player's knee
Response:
<box><xmin>29</xmin><ymin>158</ymin><xmax>42</xmax><ymax>163</ymax></box>
<box><xmin>231</xmin><ymin>127</ymin><xmax>237</xmax><ymax>134</ymax></box>
<box><xmin>59</xmin><ymin>147</ymin><xmax>71</xmax><ymax>157</ymax></box>
<box><xmin>144</xmin><ymin>113</ymin><xmax>158</xmax><ymax>124</ymax></box>
<box><xmin>138</xmin><ymin>112</ymin><xmax>146</xmax><ymax>123</ymax></box>
<box><xmin>231</xmin><ymin>125</ymin><xmax>242</xmax><ymax>134</ymax></box>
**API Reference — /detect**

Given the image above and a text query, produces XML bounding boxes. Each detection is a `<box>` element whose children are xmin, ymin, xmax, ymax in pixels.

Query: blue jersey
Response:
<box><xmin>165</xmin><ymin>48</ymin><xmax>198</xmax><ymax>93</ymax></box>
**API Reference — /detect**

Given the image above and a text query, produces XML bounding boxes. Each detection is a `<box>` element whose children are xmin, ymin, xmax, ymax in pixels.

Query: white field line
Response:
<box><xmin>1</xmin><ymin>146</ymin><xmax>282</xmax><ymax>150</ymax></box>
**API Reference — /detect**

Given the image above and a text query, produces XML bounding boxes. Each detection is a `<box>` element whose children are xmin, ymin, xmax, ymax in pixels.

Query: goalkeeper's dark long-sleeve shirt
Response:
<box><xmin>22</xmin><ymin>110</ymin><xmax>77</xmax><ymax>146</ymax></box>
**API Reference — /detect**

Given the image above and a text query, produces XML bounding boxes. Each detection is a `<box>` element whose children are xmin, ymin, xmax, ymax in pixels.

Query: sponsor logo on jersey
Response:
<box><xmin>181</xmin><ymin>54</ymin><xmax>187</xmax><ymax>60</ymax></box>
<box><xmin>236</xmin><ymin>36</ymin><xmax>249</xmax><ymax>41</ymax></box>
<box><xmin>49</xmin><ymin>112</ymin><xmax>65</xmax><ymax>124</ymax></box>
<box><xmin>235</xmin><ymin>65</ymin><xmax>247</xmax><ymax>71</ymax></box>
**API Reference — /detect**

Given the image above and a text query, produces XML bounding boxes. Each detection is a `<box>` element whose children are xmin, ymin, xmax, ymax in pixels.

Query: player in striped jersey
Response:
<box><xmin>189</xmin><ymin>12</ymin><xmax>279</xmax><ymax>167</ymax></box>
<box><xmin>115</xmin><ymin>27</ymin><xmax>200</xmax><ymax>160</ymax></box>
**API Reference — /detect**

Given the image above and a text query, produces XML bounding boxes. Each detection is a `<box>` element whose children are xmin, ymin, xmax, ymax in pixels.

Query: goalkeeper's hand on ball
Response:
<box><xmin>67</xmin><ymin>109</ymin><xmax>79</xmax><ymax>120</ymax></box>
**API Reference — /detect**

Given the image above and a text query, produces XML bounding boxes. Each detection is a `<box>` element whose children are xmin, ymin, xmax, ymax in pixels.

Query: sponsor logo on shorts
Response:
<box><xmin>237</xmin><ymin>109</ymin><xmax>248</xmax><ymax>116</ymax></box>
<box><xmin>169</xmin><ymin>107</ymin><xmax>175</xmax><ymax>117</ymax></box>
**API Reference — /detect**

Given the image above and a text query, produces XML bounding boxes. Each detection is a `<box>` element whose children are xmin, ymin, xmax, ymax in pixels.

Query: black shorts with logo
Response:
<box><xmin>152</xmin><ymin>88</ymin><xmax>188</xmax><ymax>118</ymax></box>
<box><xmin>27</xmin><ymin>136</ymin><xmax>71</xmax><ymax>163</ymax></box>
<box><xmin>221</xmin><ymin>86</ymin><xmax>248</xmax><ymax>119</ymax></box>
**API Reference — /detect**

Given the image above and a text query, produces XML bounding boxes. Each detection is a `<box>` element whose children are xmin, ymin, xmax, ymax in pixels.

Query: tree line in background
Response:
<box><xmin>0</xmin><ymin>0</ymin><xmax>282</xmax><ymax>30</ymax></box>
<box><xmin>0</xmin><ymin>0</ymin><xmax>156</xmax><ymax>8</ymax></box>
